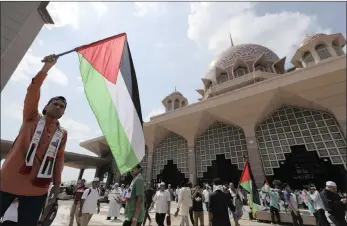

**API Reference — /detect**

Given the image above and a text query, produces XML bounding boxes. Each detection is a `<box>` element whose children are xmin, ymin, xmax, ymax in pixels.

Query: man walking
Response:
<box><xmin>79</xmin><ymin>178</ymin><xmax>101</xmax><ymax>226</ymax></box>
<box><xmin>143</xmin><ymin>183</ymin><xmax>155</xmax><ymax>226</ymax></box>
<box><xmin>150</xmin><ymin>182</ymin><xmax>171</xmax><ymax>226</ymax></box>
<box><xmin>175</xmin><ymin>182</ymin><xmax>192</xmax><ymax>226</ymax></box>
<box><xmin>69</xmin><ymin>179</ymin><xmax>87</xmax><ymax>226</ymax></box>
<box><xmin>208</xmin><ymin>178</ymin><xmax>235</xmax><ymax>226</ymax></box>
<box><xmin>320</xmin><ymin>181</ymin><xmax>347</xmax><ymax>226</ymax></box>
<box><xmin>0</xmin><ymin>55</ymin><xmax>68</xmax><ymax>226</ymax></box>
<box><xmin>308</xmin><ymin>184</ymin><xmax>330</xmax><ymax>226</ymax></box>
<box><xmin>123</xmin><ymin>165</ymin><xmax>145</xmax><ymax>226</ymax></box>
<box><xmin>283</xmin><ymin>183</ymin><xmax>303</xmax><ymax>226</ymax></box>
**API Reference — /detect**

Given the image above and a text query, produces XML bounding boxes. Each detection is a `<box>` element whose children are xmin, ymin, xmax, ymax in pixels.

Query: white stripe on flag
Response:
<box><xmin>104</xmin><ymin>72</ymin><xmax>145</xmax><ymax>163</ymax></box>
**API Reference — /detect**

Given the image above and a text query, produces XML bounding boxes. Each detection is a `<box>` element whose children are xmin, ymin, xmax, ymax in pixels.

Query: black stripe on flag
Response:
<box><xmin>119</xmin><ymin>37</ymin><xmax>144</xmax><ymax>127</ymax></box>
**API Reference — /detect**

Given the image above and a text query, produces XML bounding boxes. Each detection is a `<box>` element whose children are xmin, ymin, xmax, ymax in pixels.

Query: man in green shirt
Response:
<box><xmin>123</xmin><ymin>164</ymin><xmax>145</xmax><ymax>226</ymax></box>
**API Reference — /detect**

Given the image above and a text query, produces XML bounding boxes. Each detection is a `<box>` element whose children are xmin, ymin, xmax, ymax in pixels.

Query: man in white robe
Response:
<box><xmin>106</xmin><ymin>183</ymin><xmax>122</xmax><ymax>220</ymax></box>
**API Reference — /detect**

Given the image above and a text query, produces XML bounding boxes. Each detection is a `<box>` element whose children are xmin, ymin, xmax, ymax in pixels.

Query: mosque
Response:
<box><xmin>80</xmin><ymin>32</ymin><xmax>347</xmax><ymax>191</ymax></box>
<box><xmin>2</xmin><ymin>33</ymin><xmax>346</xmax><ymax>191</ymax></box>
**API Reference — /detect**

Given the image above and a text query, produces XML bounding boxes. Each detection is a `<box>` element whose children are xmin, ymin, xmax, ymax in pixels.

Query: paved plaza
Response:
<box><xmin>52</xmin><ymin>200</ymin><xmax>270</xmax><ymax>226</ymax></box>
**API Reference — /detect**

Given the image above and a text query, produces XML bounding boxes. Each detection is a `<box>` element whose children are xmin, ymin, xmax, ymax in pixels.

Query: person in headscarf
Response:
<box><xmin>107</xmin><ymin>183</ymin><xmax>122</xmax><ymax>220</ymax></box>
<box><xmin>0</xmin><ymin>55</ymin><xmax>68</xmax><ymax>226</ymax></box>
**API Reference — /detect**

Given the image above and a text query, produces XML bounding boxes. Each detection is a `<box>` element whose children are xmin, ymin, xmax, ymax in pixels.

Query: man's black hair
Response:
<box><xmin>42</xmin><ymin>96</ymin><xmax>67</xmax><ymax>115</ymax></box>
<box><xmin>213</xmin><ymin>178</ymin><xmax>222</xmax><ymax>186</ymax></box>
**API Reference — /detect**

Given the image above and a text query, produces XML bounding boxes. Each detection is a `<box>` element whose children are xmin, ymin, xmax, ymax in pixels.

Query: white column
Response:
<box><xmin>327</xmin><ymin>43</ymin><xmax>338</xmax><ymax>57</ymax></box>
<box><xmin>311</xmin><ymin>49</ymin><xmax>321</xmax><ymax>63</ymax></box>
<box><xmin>187</xmin><ymin>140</ymin><xmax>197</xmax><ymax>185</ymax></box>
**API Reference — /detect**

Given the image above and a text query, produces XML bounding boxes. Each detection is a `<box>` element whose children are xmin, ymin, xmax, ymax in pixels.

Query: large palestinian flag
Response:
<box><xmin>76</xmin><ymin>33</ymin><xmax>145</xmax><ymax>174</ymax></box>
<box><xmin>239</xmin><ymin>160</ymin><xmax>261</xmax><ymax>215</ymax></box>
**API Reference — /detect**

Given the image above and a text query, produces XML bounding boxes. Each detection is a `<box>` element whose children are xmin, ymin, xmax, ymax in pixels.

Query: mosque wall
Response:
<box><xmin>256</xmin><ymin>105</ymin><xmax>347</xmax><ymax>176</ymax></box>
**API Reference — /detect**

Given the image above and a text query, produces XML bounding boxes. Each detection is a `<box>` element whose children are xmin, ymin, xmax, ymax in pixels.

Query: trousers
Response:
<box><xmin>290</xmin><ymin>210</ymin><xmax>304</xmax><ymax>226</ymax></box>
<box><xmin>69</xmin><ymin>203</ymin><xmax>81</xmax><ymax>226</ymax></box>
<box><xmin>193</xmin><ymin>211</ymin><xmax>204</xmax><ymax>226</ymax></box>
<box><xmin>270</xmin><ymin>206</ymin><xmax>281</xmax><ymax>224</ymax></box>
<box><xmin>80</xmin><ymin>213</ymin><xmax>92</xmax><ymax>226</ymax></box>
<box><xmin>0</xmin><ymin>191</ymin><xmax>47</xmax><ymax>226</ymax></box>
<box><xmin>155</xmin><ymin>213</ymin><xmax>166</xmax><ymax>226</ymax></box>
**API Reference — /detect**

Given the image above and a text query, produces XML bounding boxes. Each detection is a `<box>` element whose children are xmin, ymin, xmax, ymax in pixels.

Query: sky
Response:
<box><xmin>1</xmin><ymin>2</ymin><xmax>346</xmax><ymax>183</ymax></box>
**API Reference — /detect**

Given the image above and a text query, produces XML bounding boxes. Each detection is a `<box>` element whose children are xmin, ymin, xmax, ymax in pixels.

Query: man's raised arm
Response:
<box><xmin>23</xmin><ymin>55</ymin><xmax>57</xmax><ymax>121</ymax></box>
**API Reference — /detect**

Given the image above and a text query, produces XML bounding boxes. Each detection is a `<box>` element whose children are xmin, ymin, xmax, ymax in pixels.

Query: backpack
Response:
<box><xmin>86</xmin><ymin>188</ymin><xmax>100</xmax><ymax>198</ymax></box>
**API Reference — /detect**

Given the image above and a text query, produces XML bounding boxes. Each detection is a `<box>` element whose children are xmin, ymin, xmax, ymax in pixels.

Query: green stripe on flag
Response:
<box><xmin>78</xmin><ymin>53</ymin><xmax>138</xmax><ymax>173</ymax></box>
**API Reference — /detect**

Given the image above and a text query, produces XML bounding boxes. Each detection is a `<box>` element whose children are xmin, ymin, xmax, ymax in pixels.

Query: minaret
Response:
<box><xmin>229</xmin><ymin>33</ymin><xmax>234</xmax><ymax>47</ymax></box>
<box><xmin>304</xmin><ymin>30</ymin><xmax>309</xmax><ymax>37</ymax></box>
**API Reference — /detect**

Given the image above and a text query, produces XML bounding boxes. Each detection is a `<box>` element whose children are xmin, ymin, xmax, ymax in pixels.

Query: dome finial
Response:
<box><xmin>305</xmin><ymin>30</ymin><xmax>309</xmax><ymax>37</ymax></box>
<box><xmin>174</xmin><ymin>86</ymin><xmax>176</xmax><ymax>92</ymax></box>
<box><xmin>229</xmin><ymin>33</ymin><xmax>234</xmax><ymax>47</ymax></box>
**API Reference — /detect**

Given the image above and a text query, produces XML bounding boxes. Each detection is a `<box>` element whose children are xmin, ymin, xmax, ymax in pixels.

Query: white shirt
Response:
<box><xmin>309</xmin><ymin>190</ymin><xmax>325</xmax><ymax>210</ymax></box>
<box><xmin>2</xmin><ymin>202</ymin><xmax>18</xmax><ymax>222</ymax></box>
<box><xmin>81</xmin><ymin>188</ymin><xmax>100</xmax><ymax>214</ymax></box>
<box><xmin>153</xmin><ymin>190</ymin><xmax>171</xmax><ymax>214</ymax></box>
<box><xmin>203</xmin><ymin>189</ymin><xmax>210</xmax><ymax>202</ymax></box>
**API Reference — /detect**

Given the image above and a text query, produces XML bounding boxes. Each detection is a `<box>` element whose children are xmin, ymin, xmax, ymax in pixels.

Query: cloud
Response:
<box><xmin>134</xmin><ymin>2</ymin><xmax>167</xmax><ymax>17</ymax></box>
<box><xmin>38</xmin><ymin>39</ymin><xmax>44</xmax><ymax>46</ymax></box>
<box><xmin>46</xmin><ymin>2</ymin><xmax>108</xmax><ymax>29</ymax></box>
<box><xmin>144</xmin><ymin>106</ymin><xmax>165</xmax><ymax>122</ymax></box>
<box><xmin>3</xmin><ymin>103</ymin><xmax>23</xmax><ymax>121</ymax></box>
<box><xmin>60</xmin><ymin>117</ymin><xmax>92</xmax><ymax>141</ymax></box>
<box><xmin>187</xmin><ymin>2</ymin><xmax>331</xmax><ymax>62</ymax></box>
<box><xmin>10</xmin><ymin>49</ymin><xmax>68</xmax><ymax>86</ymax></box>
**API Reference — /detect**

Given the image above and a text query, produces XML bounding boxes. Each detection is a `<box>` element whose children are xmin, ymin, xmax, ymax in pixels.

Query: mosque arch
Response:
<box><xmin>332</xmin><ymin>41</ymin><xmax>344</xmax><ymax>56</ymax></box>
<box><xmin>152</xmin><ymin>132</ymin><xmax>189</xmax><ymax>181</ymax></box>
<box><xmin>217</xmin><ymin>72</ymin><xmax>228</xmax><ymax>84</ymax></box>
<box><xmin>315</xmin><ymin>44</ymin><xmax>331</xmax><ymax>60</ymax></box>
<box><xmin>167</xmin><ymin>100</ymin><xmax>172</xmax><ymax>110</ymax></box>
<box><xmin>174</xmin><ymin>99</ymin><xmax>180</xmax><ymax>109</ymax></box>
<box><xmin>302</xmin><ymin>51</ymin><xmax>314</xmax><ymax>66</ymax></box>
<box><xmin>195</xmin><ymin>121</ymin><xmax>247</xmax><ymax>181</ymax></box>
<box><xmin>255</xmin><ymin>105</ymin><xmax>346</xmax><ymax>188</ymax></box>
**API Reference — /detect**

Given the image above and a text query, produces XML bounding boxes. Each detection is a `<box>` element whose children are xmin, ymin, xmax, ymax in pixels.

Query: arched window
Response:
<box><xmin>255</xmin><ymin>65</ymin><xmax>266</xmax><ymax>72</ymax></box>
<box><xmin>302</xmin><ymin>51</ymin><xmax>314</xmax><ymax>66</ymax></box>
<box><xmin>181</xmin><ymin>101</ymin><xmax>186</xmax><ymax>107</ymax></box>
<box><xmin>174</xmin><ymin>99</ymin><xmax>180</xmax><ymax>109</ymax></box>
<box><xmin>167</xmin><ymin>100</ymin><xmax>172</xmax><ymax>110</ymax></box>
<box><xmin>315</xmin><ymin>44</ymin><xmax>331</xmax><ymax>60</ymax></box>
<box><xmin>234</xmin><ymin>67</ymin><xmax>247</xmax><ymax>78</ymax></box>
<box><xmin>332</xmin><ymin>42</ymin><xmax>344</xmax><ymax>56</ymax></box>
<box><xmin>218</xmin><ymin>73</ymin><xmax>228</xmax><ymax>84</ymax></box>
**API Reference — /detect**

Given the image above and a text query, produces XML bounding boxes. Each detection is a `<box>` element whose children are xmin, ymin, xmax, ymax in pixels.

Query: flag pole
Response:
<box><xmin>56</xmin><ymin>49</ymin><xmax>76</xmax><ymax>58</ymax></box>
<box><xmin>41</xmin><ymin>49</ymin><xmax>76</xmax><ymax>62</ymax></box>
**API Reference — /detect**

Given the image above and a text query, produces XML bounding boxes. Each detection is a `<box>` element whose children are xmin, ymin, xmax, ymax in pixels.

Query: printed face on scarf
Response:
<box><xmin>44</xmin><ymin>98</ymin><xmax>66</xmax><ymax>119</ymax></box>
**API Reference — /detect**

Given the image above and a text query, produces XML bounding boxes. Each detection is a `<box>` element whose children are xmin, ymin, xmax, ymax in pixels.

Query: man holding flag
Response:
<box><xmin>0</xmin><ymin>55</ymin><xmax>67</xmax><ymax>226</ymax></box>
<box><xmin>238</xmin><ymin>160</ymin><xmax>261</xmax><ymax>219</ymax></box>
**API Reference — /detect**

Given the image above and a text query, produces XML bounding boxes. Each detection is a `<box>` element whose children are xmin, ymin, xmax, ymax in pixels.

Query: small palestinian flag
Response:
<box><xmin>261</xmin><ymin>179</ymin><xmax>271</xmax><ymax>192</ymax></box>
<box><xmin>76</xmin><ymin>33</ymin><xmax>145</xmax><ymax>174</ymax></box>
<box><xmin>239</xmin><ymin>160</ymin><xmax>261</xmax><ymax>215</ymax></box>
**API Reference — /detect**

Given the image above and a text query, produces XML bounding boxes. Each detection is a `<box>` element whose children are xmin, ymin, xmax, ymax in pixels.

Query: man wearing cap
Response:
<box><xmin>123</xmin><ymin>164</ymin><xmax>145</xmax><ymax>226</ymax></box>
<box><xmin>320</xmin><ymin>181</ymin><xmax>347</xmax><ymax>226</ymax></box>
<box><xmin>69</xmin><ymin>179</ymin><xmax>87</xmax><ymax>226</ymax></box>
<box><xmin>0</xmin><ymin>55</ymin><xmax>68</xmax><ymax>226</ymax></box>
<box><xmin>79</xmin><ymin>177</ymin><xmax>101</xmax><ymax>226</ymax></box>
<box><xmin>308</xmin><ymin>184</ymin><xmax>330</xmax><ymax>226</ymax></box>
